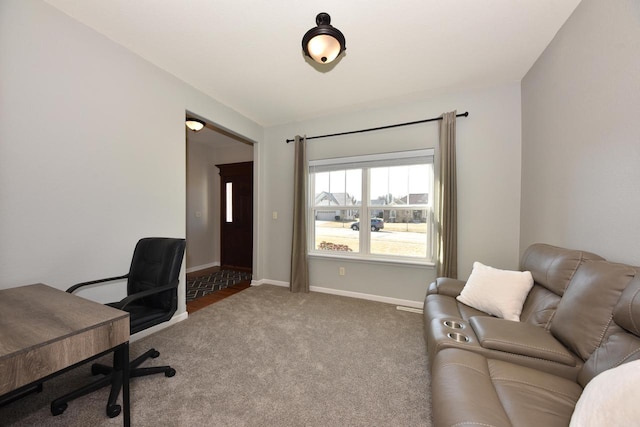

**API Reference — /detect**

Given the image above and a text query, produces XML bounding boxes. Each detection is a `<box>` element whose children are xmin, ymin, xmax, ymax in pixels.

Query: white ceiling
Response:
<box><xmin>44</xmin><ymin>0</ymin><xmax>581</xmax><ymax>128</ymax></box>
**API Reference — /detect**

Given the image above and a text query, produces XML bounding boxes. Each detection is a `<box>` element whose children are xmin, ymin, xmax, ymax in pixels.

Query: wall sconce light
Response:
<box><xmin>302</xmin><ymin>13</ymin><xmax>346</xmax><ymax>64</ymax></box>
<box><xmin>185</xmin><ymin>118</ymin><xmax>205</xmax><ymax>132</ymax></box>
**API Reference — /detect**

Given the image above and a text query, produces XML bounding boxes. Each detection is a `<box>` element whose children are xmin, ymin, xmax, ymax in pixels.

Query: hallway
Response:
<box><xmin>185</xmin><ymin>266</ymin><xmax>251</xmax><ymax>314</ymax></box>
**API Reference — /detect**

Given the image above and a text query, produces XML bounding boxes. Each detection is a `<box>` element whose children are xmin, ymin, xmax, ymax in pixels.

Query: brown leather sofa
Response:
<box><xmin>424</xmin><ymin>244</ymin><xmax>640</xmax><ymax>426</ymax></box>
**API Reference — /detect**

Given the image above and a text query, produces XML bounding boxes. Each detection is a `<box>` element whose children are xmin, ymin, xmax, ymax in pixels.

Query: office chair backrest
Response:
<box><xmin>128</xmin><ymin>238</ymin><xmax>186</xmax><ymax>312</ymax></box>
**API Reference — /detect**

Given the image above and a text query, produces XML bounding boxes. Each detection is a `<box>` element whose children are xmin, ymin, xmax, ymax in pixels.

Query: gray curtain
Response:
<box><xmin>290</xmin><ymin>135</ymin><xmax>309</xmax><ymax>293</ymax></box>
<box><xmin>436</xmin><ymin>111</ymin><xmax>458</xmax><ymax>278</ymax></box>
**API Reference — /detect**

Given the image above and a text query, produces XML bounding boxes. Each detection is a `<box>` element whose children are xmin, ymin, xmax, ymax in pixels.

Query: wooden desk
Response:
<box><xmin>0</xmin><ymin>283</ymin><xmax>131</xmax><ymax>425</ymax></box>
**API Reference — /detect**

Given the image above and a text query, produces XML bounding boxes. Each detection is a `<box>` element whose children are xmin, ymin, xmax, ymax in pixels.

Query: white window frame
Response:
<box><xmin>308</xmin><ymin>149</ymin><xmax>435</xmax><ymax>265</ymax></box>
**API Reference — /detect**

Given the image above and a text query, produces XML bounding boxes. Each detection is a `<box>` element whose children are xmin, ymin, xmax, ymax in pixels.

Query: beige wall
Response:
<box><xmin>0</xmin><ymin>1</ymin><xmax>261</xmax><ymax>317</ymax></box>
<box><xmin>262</xmin><ymin>83</ymin><xmax>523</xmax><ymax>303</ymax></box>
<box><xmin>10</xmin><ymin>0</ymin><xmax>633</xmax><ymax>310</ymax></box>
<box><xmin>186</xmin><ymin>141</ymin><xmax>218</xmax><ymax>270</ymax></box>
<box><xmin>186</xmin><ymin>140</ymin><xmax>253</xmax><ymax>271</ymax></box>
<box><xmin>520</xmin><ymin>0</ymin><xmax>640</xmax><ymax>264</ymax></box>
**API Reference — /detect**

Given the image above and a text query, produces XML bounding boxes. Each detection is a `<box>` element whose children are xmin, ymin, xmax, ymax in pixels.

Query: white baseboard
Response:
<box><xmin>250</xmin><ymin>278</ymin><xmax>424</xmax><ymax>309</ymax></box>
<box><xmin>251</xmin><ymin>278</ymin><xmax>288</xmax><ymax>287</ymax></box>
<box><xmin>130</xmin><ymin>311</ymin><xmax>188</xmax><ymax>343</ymax></box>
<box><xmin>396</xmin><ymin>306</ymin><xmax>424</xmax><ymax>314</ymax></box>
<box><xmin>186</xmin><ymin>261</ymin><xmax>220</xmax><ymax>274</ymax></box>
<box><xmin>311</xmin><ymin>285</ymin><xmax>424</xmax><ymax>309</ymax></box>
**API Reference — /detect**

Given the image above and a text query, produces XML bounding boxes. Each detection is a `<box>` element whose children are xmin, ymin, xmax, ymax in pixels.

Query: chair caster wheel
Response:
<box><xmin>51</xmin><ymin>402</ymin><xmax>68</xmax><ymax>416</ymax></box>
<box><xmin>107</xmin><ymin>404</ymin><xmax>121</xmax><ymax>418</ymax></box>
<box><xmin>150</xmin><ymin>350</ymin><xmax>160</xmax><ymax>358</ymax></box>
<box><xmin>165</xmin><ymin>368</ymin><xmax>176</xmax><ymax>377</ymax></box>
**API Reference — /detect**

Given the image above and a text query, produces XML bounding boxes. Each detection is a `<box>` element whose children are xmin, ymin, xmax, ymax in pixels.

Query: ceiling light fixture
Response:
<box><xmin>185</xmin><ymin>118</ymin><xmax>205</xmax><ymax>132</ymax></box>
<box><xmin>302</xmin><ymin>13</ymin><xmax>346</xmax><ymax>64</ymax></box>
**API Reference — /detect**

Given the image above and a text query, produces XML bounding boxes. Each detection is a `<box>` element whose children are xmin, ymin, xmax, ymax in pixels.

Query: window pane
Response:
<box><xmin>314</xmin><ymin>169</ymin><xmax>361</xmax><ymax>206</ymax></box>
<box><xmin>370</xmin><ymin>164</ymin><xmax>430</xmax><ymax>206</ymax></box>
<box><xmin>370</xmin><ymin>209</ymin><xmax>428</xmax><ymax>258</ymax></box>
<box><xmin>226</xmin><ymin>182</ymin><xmax>233</xmax><ymax>222</ymax></box>
<box><xmin>314</xmin><ymin>209</ymin><xmax>360</xmax><ymax>253</ymax></box>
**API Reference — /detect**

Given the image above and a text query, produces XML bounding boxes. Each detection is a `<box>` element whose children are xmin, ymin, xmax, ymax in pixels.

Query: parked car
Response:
<box><xmin>351</xmin><ymin>218</ymin><xmax>384</xmax><ymax>231</ymax></box>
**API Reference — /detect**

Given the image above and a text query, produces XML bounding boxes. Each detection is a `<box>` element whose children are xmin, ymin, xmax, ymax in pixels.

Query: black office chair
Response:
<box><xmin>51</xmin><ymin>237</ymin><xmax>186</xmax><ymax>418</ymax></box>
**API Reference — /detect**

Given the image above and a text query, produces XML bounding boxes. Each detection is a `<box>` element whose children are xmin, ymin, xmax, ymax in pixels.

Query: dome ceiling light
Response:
<box><xmin>302</xmin><ymin>13</ymin><xmax>346</xmax><ymax>65</ymax></box>
<box><xmin>185</xmin><ymin>118</ymin><xmax>205</xmax><ymax>132</ymax></box>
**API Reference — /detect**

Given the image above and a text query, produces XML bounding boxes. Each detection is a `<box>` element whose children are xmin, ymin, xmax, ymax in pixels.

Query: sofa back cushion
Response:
<box><xmin>578</xmin><ymin>275</ymin><xmax>640</xmax><ymax>387</ymax></box>
<box><xmin>613</xmin><ymin>274</ymin><xmax>640</xmax><ymax>335</ymax></box>
<box><xmin>519</xmin><ymin>285</ymin><xmax>562</xmax><ymax>329</ymax></box>
<box><xmin>551</xmin><ymin>260</ymin><xmax>636</xmax><ymax>361</ymax></box>
<box><xmin>519</xmin><ymin>244</ymin><xmax>603</xmax><ymax>328</ymax></box>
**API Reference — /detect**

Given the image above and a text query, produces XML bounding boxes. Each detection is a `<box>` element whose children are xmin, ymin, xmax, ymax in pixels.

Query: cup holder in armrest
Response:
<box><xmin>443</xmin><ymin>320</ymin><xmax>465</xmax><ymax>330</ymax></box>
<box><xmin>447</xmin><ymin>332</ymin><xmax>470</xmax><ymax>343</ymax></box>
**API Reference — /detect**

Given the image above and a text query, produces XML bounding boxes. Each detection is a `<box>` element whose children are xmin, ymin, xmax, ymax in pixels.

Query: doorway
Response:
<box><xmin>217</xmin><ymin>161</ymin><xmax>253</xmax><ymax>270</ymax></box>
<box><xmin>185</xmin><ymin>114</ymin><xmax>254</xmax><ymax>311</ymax></box>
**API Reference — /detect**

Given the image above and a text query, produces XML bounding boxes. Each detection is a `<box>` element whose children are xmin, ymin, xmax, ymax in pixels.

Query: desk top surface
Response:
<box><xmin>0</xmin><ymin>283</ymin><xmax>129</xmax><ymax>360</ymax></box>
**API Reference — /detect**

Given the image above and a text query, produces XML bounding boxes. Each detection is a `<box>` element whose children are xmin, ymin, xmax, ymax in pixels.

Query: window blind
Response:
<box><xmin>309</xmin><ymin>149</ymin><xmax>434</xmax><ymax>173</ymax></box>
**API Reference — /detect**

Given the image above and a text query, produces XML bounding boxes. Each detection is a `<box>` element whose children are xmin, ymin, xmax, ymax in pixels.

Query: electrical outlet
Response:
<box><xmin>339</xmin><ymin>267</ymin><xmax>345</xmax><ymax>276</ymax></box>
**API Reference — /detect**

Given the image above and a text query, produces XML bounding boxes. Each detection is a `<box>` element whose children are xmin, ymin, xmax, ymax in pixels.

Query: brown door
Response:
<box><xmin>217</xmin><ymin>161</ymin><xmax>253</xmax><ymax>270</ymax></box>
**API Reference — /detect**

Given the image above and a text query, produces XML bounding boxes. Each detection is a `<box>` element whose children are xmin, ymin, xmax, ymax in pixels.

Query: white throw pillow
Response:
<box><xmin>456</xmin><ymin>262</ymin><xmax>533</xmax><ymax>321</ymax></box>
<box><xmin>570</xmin><ymin>359</ymin><xmax>640</xmax><ymax>426</ymax></box>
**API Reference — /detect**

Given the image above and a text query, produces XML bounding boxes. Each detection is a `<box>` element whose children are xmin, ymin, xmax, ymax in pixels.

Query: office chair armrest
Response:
<box><xmin>67</xmin><ymin>274</ymin><xmax>130</xmax><ymax>294</ymax></box>
<box><xmin>111</xmin><ymin>281</ymin><xmax>179</xmax><ymax>310</ymax></box>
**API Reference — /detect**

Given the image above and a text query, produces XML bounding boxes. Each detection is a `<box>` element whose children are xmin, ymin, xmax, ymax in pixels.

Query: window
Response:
<box><xmin>309</xmin><ymin>149</ymin><xmax>435</xmax><ymax>264</ymax></box>
<box><xmin>225</xmin><ymin>182</ymin><xmax>233</xmax><ymax>222</ymax></box>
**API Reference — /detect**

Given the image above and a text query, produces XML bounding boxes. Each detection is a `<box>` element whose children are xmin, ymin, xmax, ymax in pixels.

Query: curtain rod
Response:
<box><xmin>286</xmin><ymin>111</ymin><xmax>468</xmax><ymax>143</ymax></box>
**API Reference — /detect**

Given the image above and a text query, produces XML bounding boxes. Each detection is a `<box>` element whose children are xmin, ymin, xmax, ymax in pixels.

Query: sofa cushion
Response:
<box><xmin>520</xmin><ymin>243</ymin><xmax>603</xmax><ymax>296</ymax></box>
<box><xmin>518</xmin><ymin>284</ymin><xmax>561</xmax><ymax>328</ymax></box>
<box><xmin>578</xmin><ymin>275</ymin><xmax>640</xmax><ymax>386</ymax></box>
<box><xmin>570</xmin><ymin>359</ymin><xmax>640</xmax><ymax>427</ymax></box>
<box><xmin>456</xmin><ymin>262</ymin><xmax>533</xmax><ymax>321</ymax></box>
<box><xmin>613</xmin><ymin>274</ymin><xmax>640</xmax><ymax>335</ymax></box>
<box><xmin>431</xmin><ymin>348</ymin><xmax>582</xmax><ymax>427</ymax></box>
<box><xmin>470</xmin><ymin>316</ymin><xmax>577</xmax><ymax>365</ymax></box>
<box><xmin>519</xmin><ymin>244</ymin><xmax>603</xmax><ymax>328</ymax></box>
<box><xmin>551</xmin><ymin>260</ymin><xmax>636</xmax><ymax>360</ymax></box>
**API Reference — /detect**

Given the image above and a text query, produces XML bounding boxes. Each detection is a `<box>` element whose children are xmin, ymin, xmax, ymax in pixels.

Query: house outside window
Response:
<box><xmin>309</xmin><ymin>149</ymin><xmax>435</xmax><ymax>264</ymax></box>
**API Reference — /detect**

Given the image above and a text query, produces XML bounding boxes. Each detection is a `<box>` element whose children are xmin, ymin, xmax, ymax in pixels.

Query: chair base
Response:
<box><xmin>51</xmin><ymin>348</ymin><xmax>175</xmax><ymax>418</ymax></box>
<box><xmin>0</xmin><ymin>383</ymin><xmax>43</xmax><ymax>407</ymax></box>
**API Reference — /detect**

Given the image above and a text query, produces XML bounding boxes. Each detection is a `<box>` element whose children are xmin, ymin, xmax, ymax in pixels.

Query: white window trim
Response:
<box><xmin>308</xmin><ymin>149</ymin><xmax>435</xmax><ymax>265</ymax></box>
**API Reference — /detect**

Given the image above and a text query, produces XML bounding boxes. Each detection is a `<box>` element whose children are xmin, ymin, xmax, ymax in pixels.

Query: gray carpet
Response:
<box><xmin>0</xmin><ymin>285</ymin><xmax>431</xmax><ymax>426</ymax></box>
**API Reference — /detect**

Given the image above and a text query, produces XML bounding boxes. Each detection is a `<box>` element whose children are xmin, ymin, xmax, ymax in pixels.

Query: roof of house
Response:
<box><xmin>315</xmin><ymin>192</ymin><xmax>356</xmax><ymax>206</ymax></box>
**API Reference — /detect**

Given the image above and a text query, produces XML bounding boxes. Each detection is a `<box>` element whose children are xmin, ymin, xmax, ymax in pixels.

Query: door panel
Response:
<box><xmin>217</xmin><ymin>162</ymin><xmax>253</xmax><ymax>270</ymax></box>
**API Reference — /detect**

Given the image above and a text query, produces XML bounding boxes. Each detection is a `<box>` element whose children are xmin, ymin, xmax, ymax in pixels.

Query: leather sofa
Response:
<box><xmin>424</xmin><ymin>244</ymin><xmax>640</xmax><ymax>426</ymax></box>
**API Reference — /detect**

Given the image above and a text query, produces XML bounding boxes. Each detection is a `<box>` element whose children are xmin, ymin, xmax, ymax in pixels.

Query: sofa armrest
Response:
<box><xmin>469</xmin><ymin>316</ymin><xmax>577</xmax><ymax>366</ymax></box>
<box><xmin>428</xmin><ymin>277</ymin><xmax>466</xmax><ymax>297</ymax></box>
